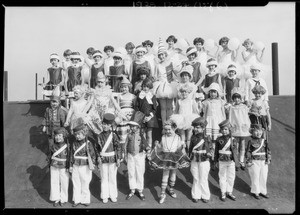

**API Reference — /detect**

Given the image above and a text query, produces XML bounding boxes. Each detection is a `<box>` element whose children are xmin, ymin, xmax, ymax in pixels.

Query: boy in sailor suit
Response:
<box><xmin>189</xmin><ymin>117</ymin><xmax>214</xmax><ymax>203</ymax></box>
<box><xmin>69</xmin><ymin>124</ymin><xmax>97</xmax><ymax>207</ymax></box>
<box><xmin>96</xmin><ymin>113</ymin><xmax>123</xmax><ymax>203</ymax></box>
<box><xmin>214</xmin><ymin>119</ymin><xmax>239</xmax><ymax>202</ymax></box>
<box><xmin>48</xmin><ymin>127</ymin><xmax>70</xmax><ymax>207</ymax></box>
<box><xmin>245</xmin><ymin>124</ymin><xmax>271</xmax><ymax>200</ymax></box>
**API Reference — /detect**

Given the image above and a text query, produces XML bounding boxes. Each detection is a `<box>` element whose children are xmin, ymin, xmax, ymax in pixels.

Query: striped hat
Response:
<box><xmin>92</xmin><ymin>50</ymin><xmax>103</xmax><ymax>58</ymax></box>
<box><xmin>71</xmin><ymin>51</ymin><xmax>81</xmax><ymax>61</ymax></box>
<box><xmin>157</xmin><ymin>37</ymin><xmax>167</xmax><ymax>55</ymax></box>
<box><xmin>134</xmin><ymin>45</ymin><xmax>147</xmax><ymax>54</ymax></box>
<box><xmin>206</xmin><ymin>58</ymin><xmax>218</xmax><ymax>67</ymax></box>
<box><xmin>50</xmin><ymin>53</ymin><xmax>60</xmax><ymax>61</ymax></box>
<box><xmin>186</xmin><ymin>47</ymin><xmax>198</xmax><ymax>57</ymax></box>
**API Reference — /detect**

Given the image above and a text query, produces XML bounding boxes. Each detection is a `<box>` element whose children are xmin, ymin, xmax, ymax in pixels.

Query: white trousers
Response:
<box><xmin>248</xmin><ymin>160</ymin><xmax>268</xmax><ymax>195</ymax></box>
<box><xmin>190</xmin><ymin>160</ymin><xmax>211</xmax><ymax>200</ymax></box>
<box><xmin>72</xmin><ymin>165</ymin><xmax>92</xmax><ymax>204</ymax></box>
<box><xmin>50</xmin><ymin>166</ymin><xmax>69</xmax><ymax>203</ymax></box>
<box><xmin>219</xmin><ymin>161</ymin><xmax>236</xmax><ymax>193</ymax></box>
<box><xmin>127</xmin><ymin>152</ymin><xmax>146</xmax><ymax>191</ymax></box>
<box><xmin>100</xmin><ymin>163</ymin><xmax>118</xmax><ymax>199</ymax></box>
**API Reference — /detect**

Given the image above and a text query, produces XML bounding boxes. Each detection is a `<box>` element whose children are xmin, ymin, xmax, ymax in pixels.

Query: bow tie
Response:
<box><xmin>139</xmin><ymin>91</ymin><xmax>153</xmax><ymax>104</ymax></box>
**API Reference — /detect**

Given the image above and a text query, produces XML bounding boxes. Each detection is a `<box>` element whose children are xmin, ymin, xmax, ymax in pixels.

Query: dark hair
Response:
<box><xmin>232</xmin><ymin>93</ymin><xmax>242</xmax><ymax>100</ymax></box>
<box><xmin>207</xmin><ymin>89</ymin><xmax>219</xmax><ymax>98</ymax></box>
<box><xmin>142</xmin><ymin>40</ymin><xmax>153</xmax><ymax>47</ymax></box>
<box><xmin>141</xmin><ymin>78</ymin><xmax>153</xmax><ymax>89</ymax></box>
<box><xmin>180</xmin><ymin>71</ymin><xmax>192</xmax><ymax>79</ymax></box>
<box><xmin>219</xmin><ymin>37</ymin><xmax>229</xmax><ymax>45</ymax></box>
<box><xmin>125</xmin><ymin>42</ymin><xmax>135</xmax><ymax>50</ymax></box>
<box><xmin>164</xmin><ymin>120</ymin><xmax>177</xmax><ymax>130</ymax></box>
<box><xmin>193</xmin><ymin>37</ymin><xmax>205</xmax><ymax>45</ymax></box>
<box><xmin>104</xmin><ymin>45</ymin><xmax>114</xmax><ymax>53</ymax></box>
<box><xmin>166</xmin><ymin>35</ymin><xmax>177</xmax><ymax>43</ymax></box>
<box><xmin>63</xmin><ymin>49</ymin><xmax>72</xmax><ymax>57</ymax></box>
<box><xmin>137</xmin><ymin>66</ymin><xmax>150</xmax><ymax>77</ymax></box>
<box><xmin>86</xmin><ymin>47</ymin><xmax>95</xmax><ymax>54</ymax></box>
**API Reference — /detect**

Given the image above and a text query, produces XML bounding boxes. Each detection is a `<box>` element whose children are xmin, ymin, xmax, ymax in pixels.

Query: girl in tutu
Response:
<box><xmin>170</xmin><ymin>84</ymin><xmax>200</xmax><ymax>153</ymax></box>
<box><xmin>153</xmin><ymin>38</ymin><xmax>178</xmax><ymax>125</ymax></box>
<box><xmin>133</xmin><ymin>66</ymin><xmax>150</xmax><ymax>95</ymax></box>
<box><xmin>202</xmin><ymin>83</ymin><xmax>226</xmax><ymax>160</ymax></box>
<box><xmin>142</xmin><ymin>40</ymin><xmax>156</xmax><ymax>74</ymax></box>
<box><xmin>148</xmin><ymin>120</ymin><xmax>190</xmax><ymax>204</ymax></box>
<box><xmin>85</xmin><ymin>47</ymin><xmax>95</xmax><ymax>69</ymax></box>
<box><xmin>90</xmin><ymin>50</ymin><xmax>104</xmax><ymax>89</ymax></box>
<box><xmin>130</xmin><ymin>45</ymin><xmax>153</xmax><ymax>91</ymax></box>
<box><xmin>62</xmin><ymin>49</ymin><xmax>72</xmax><ymax>72</ymax></box>
<box><xmin>103</xmin><ymin>45</ymin><xmax>115</xmax><ymax>75</ymax></box>
<box><xmin>124</xmin><ymin>42</ymin><xmax>136</xmax><ymax>72</ymax></box>
<box><xmin>166</xmin><ymin>35</ymin><xmax>177</xmax><ymax>59</ymax></box>
<box><xmin>217</xmin><ymin>37</ymin><xmax>239</xmax><ymax>77</ymax></box>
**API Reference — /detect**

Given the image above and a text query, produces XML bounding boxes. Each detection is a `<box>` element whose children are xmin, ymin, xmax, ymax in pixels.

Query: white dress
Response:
<box><xmin>228</xmin><ymin>104</ymin><xmax>251</xmax><ymax>137</ymax></box>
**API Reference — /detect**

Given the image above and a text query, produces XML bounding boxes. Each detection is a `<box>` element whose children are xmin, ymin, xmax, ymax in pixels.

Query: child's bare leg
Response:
<box><xmin>159</xmin><ymin>99</ymin><xmax>167</xmax><ymax>126</ymax></box>
<box><xmin>185</xmin><ymin>128</ymin><xmax>193</xmax><ymax>153</ymax></box>
<box><xmin>166</xmin><ymin>99</ymin><xmax>174</xmax><ymax>121</ymax></box>
<box><xmin>146</xmin><ymin>128</ymin><xmax>153</xmax><ymax>149</ymax></box>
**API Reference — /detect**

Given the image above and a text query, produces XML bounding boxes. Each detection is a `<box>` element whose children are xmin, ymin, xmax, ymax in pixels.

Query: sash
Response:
<box><xmin>74</xmin><ymin>142</ymin><xmax>88</xmax><ymax>159</ymax></box>
<box><xmin>219</xmin><ymin>138</ymin><xmax>232</xmax><ymax>155</ymax></box>
<box><xmin>252</xmin><ymin>139</ymin><xmax>265</xmax><ymax>156</ymax></box>
<box><xmin>51</xmin><ymin>144</ymin><xmax>67</xmax><ymax>162</ymax></box>
<box><xmin>100</xmin><ymin>133</ymin><xmax>115</xmax><ymax>157</ymax></box>
<box><xmin>192</xmin><ymin>139</ymin><xmax>206</xmax><ymax>154</ymax></box>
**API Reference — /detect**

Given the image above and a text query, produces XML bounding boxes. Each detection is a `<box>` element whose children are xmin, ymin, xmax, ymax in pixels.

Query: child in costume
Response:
<box><xmin>42</xmin><ymin>95</ymin><xmax>68</xmax><ymax>149</ymax></box>
<box><xmin>96</xmin><ymin>113</ymin><xmax>123</xmax><ymax>203</ymax></box>
<box><xmin>170</xmin><ymin>38</ymin><xmax>189</xmax><ymax>81</ymax></box>
<box><xmin>48</xmin><ymin>127</ymin><xmax>70</xmax><ymax>207</ymax></box>
<box><xmin>134</xmin><ymin>78</ymin><xmax>159</xmax><ymax>149</ymax></box>
<box><xmin>108</xmin><ymin>51</ymin><xmax>129</xmax><ymax>92</ymax></box>
<box><xmin>222</xmin><ymin>64</ymin><xmax>241</xmax><ymax>104</ymax></box>
<box><xmin>90</xmin><ymin>50</ymin><xmax>104</xmax><ymax>89</ymax></box>
<box><xmin>248</xmin><ymin>85</ymin><xmax>272</xmax><ymax>139</ymax></box>
<box><xmin>62</xmin><ymin>49</ymin><xmax>72</xmax><ymax>72</ymax></box>
<box><xmin>103</xmin><ymin>45</ymin><xmax>115</xmax><ymax>75</ymax></box>
<box><xmin>124</xmin><ymin>118</ymin><xmax>148</xmax><ymax>201</ymax></box>
<box><xmin>69</xmin><ymin>124</ymin><xmax>97</xmax><ymax>207</ymax></box>
<box><xmin>176</xmin><ymin>65</ymin><xmax>197</xmax><ymax>99</ymax></box>
<box><xmin>166</xmin><ymin>35</ymin><xmax>177</xmax><ymax>59</ymax></box>
<box><xmin>228</xmin><ymin>88</ymin><xmax>251</xmax><ymax>170</ymax></box>
<box><xmin>214</xmin><ymin>119</ymin><xmax>239</xmax><ymax>202</ymax></box>
<box><xmin>153</xmin><ymin>38</ymin><xmax>178</xmax><ymax>125</ymax></box>
<box><xmin>189</xmin><ymin>117</ymin><xmax>213</xmax><ymax>203</ymax></box>
<box><xmin>133</xmin><ymin>66</ymin><xmax>150</xmax><ymax>95</ymax></box>
<box><xmin>124</xmin><ymin>42</ymin><xmax>136</xmax><ymax>73</ymax></box>
<box><xmin>148</xmin><ymin>120</ymin><xmax>190</xmax><ymax>204</ymax></box>
<box><xmin>193</xmin><ymin>37</ymin><xmax>207</xmax><ymax>71</ymax></box>
<box><xmin>85</xmin><ymin>47</ymin><xmax>95</xmax><ymax>69</ymax></box>
<box><xmin>129</xmin><ymin>45</ymin><xmax>153</xmax><ymax>90</ymax></box>
<box><xmin>170</xmin><ymin>84</ymin><xmax>199</xmax><ymax>153</ymax></box>
<box><xmin>244</xmin><ymin>64</ymin><xmax>269</xmax><ymax>105</ymax></box>
<box><xmin>245</xmin><ymin>124</ymin><xmax>271</xmax><ymax>200</ymax></box>
<box><xmin>142</xmin><ymin>40</ymin><xmax>156</xmax><ymax>74</ymax></box>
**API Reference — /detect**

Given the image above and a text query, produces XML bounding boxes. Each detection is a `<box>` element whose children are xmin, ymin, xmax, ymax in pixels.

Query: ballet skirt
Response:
<box><xmin>153</xmin><ymin>63</ymin><xmax>178</xmax><ymax>99</ymax></box>
<box><xmin>148</xmin><ymin>134</ymin><xmax>190</xmax><ymax>170</ymax></box>
<box><xmin>228</xmin><ymin>104</ymin><xmax>251</xmax><ymax>137</ymax></box>
<box><xmin>170</xmin><ymin>98</ymin><xmax>199</xmax><ymax>130</ymax></box>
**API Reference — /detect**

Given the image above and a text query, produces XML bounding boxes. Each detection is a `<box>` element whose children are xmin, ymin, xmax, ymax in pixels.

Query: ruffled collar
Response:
<box><xmin>139</xmin><ymin>90</ymin><xmax>153</xmax><ymax>104</ymax></box>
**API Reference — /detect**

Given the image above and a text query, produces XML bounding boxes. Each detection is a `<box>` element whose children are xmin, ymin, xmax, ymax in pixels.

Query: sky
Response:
<box><xmin>4</xmin><ymin>3</ymin><xmax>295</xmax><ymax>101</ymax></box>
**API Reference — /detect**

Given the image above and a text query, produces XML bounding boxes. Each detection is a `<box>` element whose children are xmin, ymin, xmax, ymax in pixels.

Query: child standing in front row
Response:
<box><xmin>148</xmin><ymin>120</ymin><xmax>190</xmax><ymax>204</ymax></box>
<box><xmin>48</xmin><ymin>127</ymin><xmax>70</xmax><ymax>207</ymax></box>
<box><xmin>214</xmin><ymin>119</ymin><xmax>239</xmax><ymax>202</ymax></box>
<box><xmin>69</xmin><ymin>124</ymin><xmax>97</xmax><ymax>207</ymax></box>
<box><xmin>189</xmin><ymin>117</ymin><xmax>213</xmax><ymax>203</ymax></box>
<box><xmin>245</xmin><ymin>124</ymin><xmax>271</xmax><ymax>200</ymax></box>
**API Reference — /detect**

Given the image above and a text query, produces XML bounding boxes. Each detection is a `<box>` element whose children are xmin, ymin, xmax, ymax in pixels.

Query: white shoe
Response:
<box><xmin>103</xmin><ymin>198</ymin><xmax>108</xmax><ymax>204</ymax></box>
<box><xmin>110</xmin><ymin>198</ymin><xmax>117</xmax><ymax>203</ymax></box>
<box><xmin>159</xmin><ymin>193</ymin><xmax>166</xmax><ymax>204</ymax></box>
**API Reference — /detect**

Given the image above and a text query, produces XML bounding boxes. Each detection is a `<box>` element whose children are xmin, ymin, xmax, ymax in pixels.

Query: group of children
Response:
<box><xmin>42</xmin><ymin>35</ymin><xmax>272</xmax><ymax>207</ymax></box>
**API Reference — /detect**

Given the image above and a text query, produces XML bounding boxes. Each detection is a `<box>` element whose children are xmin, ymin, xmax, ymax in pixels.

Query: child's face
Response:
<box><xmin>142</xmin><ymin>85</ymin><xmax>150</xmax><ymax>93</ymax></box>
<box><xmin>140</xmin><ymin>74</ymin><xmax>147</xmax><ymax>80</ymax></box>
<box><xmin>158</xmin><ymin>53</ymin><xmax>166</xmax><ymax>62</ymax></box>
<box><xmin>194</xmin><ymin>125</ymin><xmax>204</xmax><ymax>134</ymax></box>
<box><xmin>126</xmin><ymin>48</ymin><xmax>134</xmax><ymax>54</ymax></box>
<box><xmin>195</xmin><ymin>42</ymin><xmax>203</xmax><ymax>51</ymax></box>
<box><xmin>180</xmin><ymin>90</ymin><xmax>189</xmax><ymax>99</ymax></box>
<box><xmin>102</xmin><ymin>123</ymin><xmax>112</xmax><ymax>131</ymax></box>
<box><xmin>209</xmin><ymin>90</ymin><xmax>218</xmax><ymax>99</ymax></box>
<box><xmin>106</xmin><ymin>50</ymin><xmax>112</xmax><ymax>57</ymax></box>
<box><xmin>72</xmin><ymin>58</ymin><xmax>80</xmax><ymax>64</ymax></box>
<box><xmin>50</xmin><ymin>59</ymin><xmax>59</xmax><ymax>67</ymax></box>
<box><xmin>228</xmin><ymin>70</ymin><xmax>236</xmax><ymax>78</ymax></box>
<box><xmin>50</xmin><ymin>99</ymin><xmax>60</xmax><ymax>109</ymax></box>
<box><xmin>244</xmin><ymin>42</ymin><xmax>252</xmax><ymax>49</ymax></box>
<box><xmin>233</xmin><ymin>97</ymin><xmax>242</xmax><ymax>105</ymax></box>
<box><xmin>221</xmin><ymin>126</ymin><xmax>230</xmax><ymax>135</ymax></box>
<box><xmin>167</xmin><ymin>40</ymin><xmax>175</xmax><ymax>48</ymax></box>
<box><xmin>181</xmin><ymin>73</ymin><xmax>190</xmax><ymax>83</ymax></box>
<box><xmin>120</xmin><ymin>84</ymin><xmax>129</xmax><ymax>93</ymax></box>
<box><xmin>97</xmin><ymin>78</ymin><xmax>106</xmax><ymax>88</ymax></box>
<box><xmin>221</xmin><ymin>41</ymin><xmax>228</xmax><ymax>48</ymax></box>
<box><xmin>74</xmin><ymin>91</ymin><xmax>83</xmax><ymax>100</ymax></box>
<box><xmin>65</xmin><ymin>55</ymin><xmax>71</xmax><ymax>61</ymax></box>
<box><xmin>94</xmin><ymin>56</ymin><xmax>102</xmax><ymax>62</ymax></box>
<box><xmin>75</xmin><ymin>131</ymin><xmax>85</xmax><ymax>141</ymax></box>
<box><xmin>113</xmin><ymin>57</ymin><xmax>122</xmax><ymax>65</ymax></box>
<box><xmin>187</xmin><ymin>53</ymin><xmax>196</xmax><ymax>61</ymax></box>
<box><xmin>254</xmin><ymin>92</ymin><xmax>262</xmax><ymax>100</ymax></box>
<box><xmin>164</xmin><ymin>125</ymin><xmax>175</xmax><ymax>137</ymax></box>
<box><xmin>145</xmin><ymin>45</ymin><xmax>152</xmax><ymax>52</ymax></box>
<box><xmin>88</xmin><ymin>53</ymin><xmax>93</xmax><ymax>59</ymax></box>
<box><xmin>208</xmin><ymin>65</ymin><xmax>216</xmax><ymax>71</ymax></box>
<box><xmin>252</xmin><ymin>129</ymin><xmax>263</xmax><ymax>138</ymax></box>
<box><xmin>54</xmin><ymin>133</ymin><xmax>64</xmax><ymax>143</ymax></box>
<box><xmin>130</xmin><ymin>125</ymin><xmax>139</xmax><ymax>132</ymax></box>
<box><xmin>250</xmin><ymin>69</ymin><xmax>260</xmax><ymax>78</ymax></box>
<box><xmin>136</xmin><ymin>51</ymin><xmax>144</xmax><ymax>59</ymax></box>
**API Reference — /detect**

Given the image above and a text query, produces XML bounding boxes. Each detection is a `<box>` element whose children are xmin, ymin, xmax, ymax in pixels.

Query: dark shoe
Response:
<box><xmin>168</xmin><ymin>189</ymin><xmax>177</xmax><ymax>198</ymax></box>
<box><xmin>60</xmin><ymin>202</ymin><xmax>66</xmax><ymax>206</ymax></box>
<box><xmin>202</xmin><ymin>198</ymin><xmax>209</xmax><ymax>203</ymax></box>
<box><xmin>220</xmin><ymin>193</ymin><xmax>226</xmax><ymax>202</ymax></box>
<box><xmin>192</xmin><ymin>198</ymin><xmax>199</xmax><ymax>203</ymax></box>
<box><xmin>240</xmin><ymin>166</ymin><xmax>246</xmax><ymax>171</ymax></box>
<box><xmin>137</xmin><ymin>192</ymin><xmax>145</xmax><ymax>201</ymax></box>
<box><xmin>259</xmin><ymin>193</ymin><xmax>270</xmax><ymax>199</ymax></box>
<box><xmin>227</xmin><ymin>193</ymin><xmax>236</xmax><ymax>201</ymax></box>
<box><xmin>72</xmin><ymin>203</ymin><xmax>79</xmax><ymax>207</ymax></box>
<box><xmin>81</xmin><ymin>203</ymin><xmax>90</xmax><ymax>206</ymax></box>
<box><xmin>126</xmin><ymin>191</ymin><xmax>135</xmax><ymax>200</ymax></box>
<box><xmin>251</xmin><ymin>193</ymin><xmax>260</xmax><ymax>200</ymax></box>
<box><xmin>235</xmin><ymin>167</ymin><xmax>239</xmax><ymax>171</ymax></box>
<box><xmin>53</xmin><ymin>201</ymin><xmax>59</xmax><ymax>207</ymax></box>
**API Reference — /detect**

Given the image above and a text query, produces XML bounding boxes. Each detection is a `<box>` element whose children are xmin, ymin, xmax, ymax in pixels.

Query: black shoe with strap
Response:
<box><xmin>137</xmin><ymin>192</ymin><xmax>145</xmax><ymax>201</ymax></box>
<box><xmin>227</xmin><ymin>193</ymin><xmax>236</xmax><ymax>201</ymax></box>
<box><xmin>259</xmin><ymin>193</ymin><xmax>270</xmax><ymax>199</ymax></box>
<box><xmin>126</xmin><ymin>191</ymin><xmax>135</xmax><ymax>200</ymax></box>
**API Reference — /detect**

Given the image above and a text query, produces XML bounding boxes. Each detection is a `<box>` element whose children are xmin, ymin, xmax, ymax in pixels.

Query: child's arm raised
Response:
<box><xmin>256</xmin><ymin>47</ymin><xmax>265</xmax><ymax>63</ymax></box>
<box><xmin>64</xmin><ymin>102</ymin><xmax>74</xmax><ymax>127</ymax></box>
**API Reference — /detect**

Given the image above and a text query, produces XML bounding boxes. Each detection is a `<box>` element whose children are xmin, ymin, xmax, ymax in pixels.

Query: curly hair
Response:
<box><xmin>142</xmin><ymin>40</ymin><xmax>154</xmax><ymax>47</ymax></box>
<box><xmin>166</xmin><ymin>35</ymin><xmax>177</xmax><ymax>43</ymax></box>
<box><xmin>163</xmin><ymin>120</ymin><xmax>177</xmax><ymax>130</ymax></box>
<box><xmin>193</xmin><ymin>37</ymin><xmax>205</xmax><ymax>45</ymax></box>
<box><xmin>242</xmin><ymin>38</ymin><xmax>253</xmax><ymax>47</ymax></box>
<box><xmin>179</xmin><ymin>84</ymin><xmax>193</xmax><ymax>94</ymax></box>
<box><xmin>141</xmin><ymin>77</ymin><xmax>153</xmax><ymax>89</ymax></box>
<box><xmin>73</xmin><ymin>85</ymin><xmax>86</xmax><ymax>95</ymax></box>
<box><xmin>86</xmin><ymin>47</ymin><xmax>95</xmax><ymax>55</ymax></box>
<box><xmin>74</xmin><ymin>125</ymin><xmax>89</xmax><ymax>137</ymax></box>
<box><xmin>63</xmin><ymin>49</ymin><xmax>72</xmax><ymax>57</ymax></box>
<box><xmin>104</xmin><ymin>45</ymin><xmax>114</xmax><ymax>53</ymax></box>
<box><xmin>125</xmin><ymin>42</ymin><xmax>135</xmax><ymax>50</ymax></box>
<box><xmin>219</xmin><ymin>36</ymin><xmax>229</xmax><ymax>45</ymax></box>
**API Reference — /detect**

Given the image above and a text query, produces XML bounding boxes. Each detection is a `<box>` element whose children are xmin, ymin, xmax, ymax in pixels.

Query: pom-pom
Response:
<box><xmin>228</xmin><ymin>37</ymin><xmax>240</xmax><ymax>51</ymax></box>
<box><xmin>253</xmin><ymin>41</ymin><xmax>265</xmax><ymax>51</ymax></box>
<box><xmin>204</xmin><ymin>39</ymin><xmax>215</xmax><ymax>51</ymax></box>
